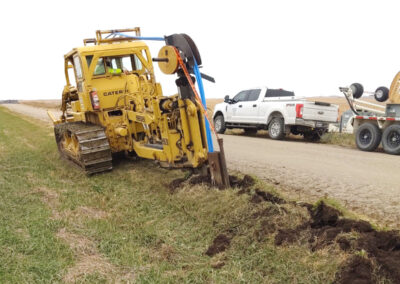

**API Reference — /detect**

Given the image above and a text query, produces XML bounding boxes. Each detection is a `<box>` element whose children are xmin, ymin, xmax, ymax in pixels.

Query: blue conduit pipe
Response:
<box><xmin>113</xmin><ymin>32</ymin><xmax>164</xmax><ymax>41</ymax></box>
<box><xmin>193</xmin><ymin>59</ymin><xmax>214</xmax><ymax>152</ymax></box>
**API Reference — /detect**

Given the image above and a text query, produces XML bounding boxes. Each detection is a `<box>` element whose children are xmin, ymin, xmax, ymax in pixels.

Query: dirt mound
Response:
<box><xmin>274</xmin><ymin>201</ymin><xmax>400</xmax><ymax>283</ymax></box>
<box><xmin>251</xmin><ymin>189</ymin><xmax>285</xmax><ymax>204</ymax></box>
<box><xmin>356</xmin><ymin>230</ymin><xmax>400</xmax><ymax>282</ymax></box>
<box><xmin>169</xmin><ymin>174</ymin><xmax>256</xmax><ymax>192</ymax></box>
<box><xmin>275</xmin><ymin>228</ymin><xmax>300</xmax><ymax>246</ymax></box>
<box><xmin>205</xmin><ymin>234</ymin><xmax>231</xmax><ymax>256</ymax></box>
<box><xmin>189</xmin><ymin>175</ymin><xmax>211</xmax><ymax>185</ymax></box>
<box><xmin>310</xmin><ymin>202</ymin><xmax>342</xmax><ymax>228</ymax></box>
<box><xmin>230</xmin><ymin>174</ymin><xmax>255</xmax><ymax>189</ymax></box>
<box><xmin>334</xmin><ymin>255</ymin><xmax>374</xmax><ymax>284</ymax></box>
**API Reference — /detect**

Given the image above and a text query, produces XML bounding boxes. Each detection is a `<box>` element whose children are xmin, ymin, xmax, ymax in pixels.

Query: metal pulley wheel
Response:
<box><xmin>157</xmin><ymin>45</ymin><xmax>179</xmax><ymax>75</ymax></box>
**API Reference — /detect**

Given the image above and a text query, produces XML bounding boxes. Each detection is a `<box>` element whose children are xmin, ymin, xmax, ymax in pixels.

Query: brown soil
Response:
<box><xmin>189</xmin><ymin>175</ymin><xmax>211</xmax><ymax>185</ymax></box>
<box><xmin>273</xmin><ymin>202</ymin><xmax>400</xmax><ymax>283</ymax></box>
<box><xmin>335</xmin><ymin>255</ymin><xmax>375</xmax><ymax>284</ymax></box>
<box><xmin>229</xmin><ymin>174</ymin><xmax>255</xmax><ymax>189</ymax></box>
<box><xmin>169</xmin><ymin>174</ymin><xmax>256</xmax><ymax>193</ymax></box>
<box><xmin>205</xmin><ymin>234</ymin><xmax>231</xmax><ymax>256</ymax></box>
<box><xmin>251</xmin><ymin>189</ymin><xmax>285</xmax><ymax>204</ymax></box>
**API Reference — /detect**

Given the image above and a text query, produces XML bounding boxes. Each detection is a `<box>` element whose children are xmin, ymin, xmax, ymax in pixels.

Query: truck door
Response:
<box><xmin>226</xmin><ymin>90</ymin><xmax>248</xmax><ymax>122</ymax></box>
<box><xmin>239</xmin><ymin>89</ymin><xmax>261</xmax><ymax>123</ymax></box>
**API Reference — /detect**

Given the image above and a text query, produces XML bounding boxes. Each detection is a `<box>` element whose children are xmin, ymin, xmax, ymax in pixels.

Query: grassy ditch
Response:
<box><xmin>0</xmin><ymin>107</ymin><xmax>397</xmax><ymax>283</ymax></box>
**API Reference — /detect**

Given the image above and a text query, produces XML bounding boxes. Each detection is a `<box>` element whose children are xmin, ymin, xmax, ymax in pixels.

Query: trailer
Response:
<box><xmin>340</xmin><ymin>80</ymin><xmax>400</xmax><ymax>154</ymax></box>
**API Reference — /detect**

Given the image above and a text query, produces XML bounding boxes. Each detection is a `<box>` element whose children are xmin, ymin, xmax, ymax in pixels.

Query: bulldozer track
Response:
<box><xmin>54</xmin><ymin>122</ymin><xmax>112</xmax><ymax>174</ymax></box>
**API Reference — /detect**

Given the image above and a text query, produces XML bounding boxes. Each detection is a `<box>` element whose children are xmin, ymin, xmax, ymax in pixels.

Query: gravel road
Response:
<box><xmin>1</xmin><ymin>103</ymin><xmax>61</xmax><ymax>124</ymax></box>
<box><xmin>3</xmin><ymin>103</ymin><xmax>400</xmax><ymax>227</ymax></box>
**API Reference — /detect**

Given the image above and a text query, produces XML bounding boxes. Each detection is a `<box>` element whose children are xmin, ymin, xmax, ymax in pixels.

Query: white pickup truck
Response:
<box><xmin>212</xmin><ymin>87</ymin><xmax>339</xmax><ymax>140</ymax></box>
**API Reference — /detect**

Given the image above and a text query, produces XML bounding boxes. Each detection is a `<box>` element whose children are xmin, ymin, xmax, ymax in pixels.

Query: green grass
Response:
<box><xmin>0</xmin><ymin>107</ymin><xmax>345</xmax><ymax>283</ymax></box>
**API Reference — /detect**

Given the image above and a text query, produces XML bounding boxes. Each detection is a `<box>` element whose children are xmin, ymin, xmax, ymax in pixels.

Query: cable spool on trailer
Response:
<box><xmin>389</xmin><ymin>72</ymin><xmax>400</xmax><ymax>103</ymax></box>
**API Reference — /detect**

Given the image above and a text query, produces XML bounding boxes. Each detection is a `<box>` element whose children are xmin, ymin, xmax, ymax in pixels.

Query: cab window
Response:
<box><xmin>265</xmin><ymin>89</ymin><xmax>295</xmax><ymax>97</ymax></box>
<box><xmin>86</xmin><ymin>55</ymin><xmax>93</xmax><ymax>68</ymax></box>
<box><xmin>94</xmin><ymin>58</ymin><xmax>105</xmax><ymax>75</ymax></box>
<box><xmin>233</xmin><ymin>91</ymin><xmax>248</xmax><ymax>102</ymax></box>
<box><xmin>93</xmin><ymin>55</ymin><xmax>144</xmax><ymax>76</ymax></box>
<box><xmin>247</xmin><ymin>89</ymin><xmax>261</xmax><ymax>101</ymax></box>
<box><xmin>73</xmin><ymin>56</ymin><xmax>83</xmax><ymax>79</ymax></box>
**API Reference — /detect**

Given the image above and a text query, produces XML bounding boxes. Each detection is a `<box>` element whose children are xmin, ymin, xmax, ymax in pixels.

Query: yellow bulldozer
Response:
<box><xmin>48</xmin><ymin>28</ymin><xmax>229</xmax><ymax>187</ymax></box>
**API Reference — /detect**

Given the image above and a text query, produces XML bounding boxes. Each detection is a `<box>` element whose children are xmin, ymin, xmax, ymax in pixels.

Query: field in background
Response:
<box><xmin>21</xmin><ymin>100</ymin><xmax>61</xmax><ymax>109</ymax></box>
<box><xmin>20</xmin><ymin>96</ymin><xmax>385</xmax><ymax>117</ymax></box>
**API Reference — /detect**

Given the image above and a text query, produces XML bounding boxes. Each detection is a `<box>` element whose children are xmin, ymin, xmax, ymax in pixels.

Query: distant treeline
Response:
<box><xmin>0</xmin><ymin>100</ymin><xmax>19</xmax><ymax>104</ymax></box>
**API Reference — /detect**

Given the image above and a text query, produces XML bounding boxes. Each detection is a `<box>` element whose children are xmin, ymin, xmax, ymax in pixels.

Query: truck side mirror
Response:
<box><xmin>224</xmin><ymin>95</ymin><xmax>230</xmax><ymax>103</ymax></box>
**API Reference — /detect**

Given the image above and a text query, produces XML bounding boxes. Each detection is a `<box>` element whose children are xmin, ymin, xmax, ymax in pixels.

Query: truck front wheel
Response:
<box><xmin>214</xmin><ymin>115</ymin><xmax>226</xmax><ymax>134</ymax></box>
<box><xmin>382</xmin><ymin>124</ymin><xmax>400</xmax><ymax>155</ymax></box>
<box><xmin>355</xmin><ymin>123</ymin><xmax>381</xmax><ymax>151</ymax></box>
<box><xmin>268</xmin><ymin>117</ymin><xmax>285</xmax><ymax>140</ymax></box>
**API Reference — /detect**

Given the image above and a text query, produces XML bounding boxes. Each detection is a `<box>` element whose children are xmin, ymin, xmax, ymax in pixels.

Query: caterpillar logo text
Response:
<box><xmin>103</xmin><ymin>90</ymin><xmax>125</xmax><ymax>96</ymax></box>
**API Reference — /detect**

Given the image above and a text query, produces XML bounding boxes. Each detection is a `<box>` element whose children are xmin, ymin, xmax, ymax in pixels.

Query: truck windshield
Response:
<box><xmin>93</xmin><ymin>55</ymin><xmax>143</xmax><ymax>76</ymax></box>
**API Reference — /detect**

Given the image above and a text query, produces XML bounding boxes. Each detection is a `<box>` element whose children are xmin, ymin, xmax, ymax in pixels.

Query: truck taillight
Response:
<box><xmin>296</xmin><ymin>104</ymin><xmax>304</xmax><ymax>118</ymax></box>
<box><xmin>90</xmin><ymin>89</ymin><xmax>100</xmax><ymax>110</ymax></box>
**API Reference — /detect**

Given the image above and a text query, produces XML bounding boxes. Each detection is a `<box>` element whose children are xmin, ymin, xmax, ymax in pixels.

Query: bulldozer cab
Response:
<box><xmin>63</xmin><ymin>41</ymin><xmax>159</xmax><ymax>113</ymax></box>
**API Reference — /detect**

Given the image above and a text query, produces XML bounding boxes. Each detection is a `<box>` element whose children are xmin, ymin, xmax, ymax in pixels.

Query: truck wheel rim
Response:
<box><xmin>376</xmin><ymin>90</ymin><xmax>383</xmax><ymax>99</ymax></box>
<box><xmin>388</xmin><ymin>131</ymin><xmax>400</xmax><ymax>148</ymax></box>
<box><xmin>270</xmin><ymin>122</ymin><xmax>280</xmax><ymax>137</ymax></box>
<box><xmin>215</xmin><ymin>118</ymin><xmax>221</xmax><ymax>131</ymax></box>
<box><xmin>359</xmin><ymin>129</ymin><xmax>372</xmax><ymax>145</ymax></box>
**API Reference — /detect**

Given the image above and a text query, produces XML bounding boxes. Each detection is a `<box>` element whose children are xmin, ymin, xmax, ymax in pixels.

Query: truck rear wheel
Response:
<box><xmin>355</xmin><ymin>122</ymin><xmax>381</xmax><ymax>151</ymax></box>
<box><xmin>214</xmin><ymin>115</ymin><xmax>226</xmax><ymax>134</ymax></box>
<box><xmin>382</xmin><ymin>124</ymin><xmax>400</xmax><ymax>155</ymax></box>
<box><xmin>268</xmin><ymin>117</ymin><xmax>285</xmax><ymax>140</ymax></box>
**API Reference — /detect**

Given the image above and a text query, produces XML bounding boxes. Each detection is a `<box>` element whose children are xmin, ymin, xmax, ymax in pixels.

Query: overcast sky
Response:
<box><xmin>1</xmin><ymin>0</ymin><xmax>399</xmax><ymax>100</ymax></box>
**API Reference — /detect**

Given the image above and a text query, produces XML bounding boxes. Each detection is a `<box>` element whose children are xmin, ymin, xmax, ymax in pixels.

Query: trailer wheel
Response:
<box><xmin>214</xmin><ymin>115</ymin><xmax>226</xmax><ymax>134</ymax></box>
<box><xmin>374</xmin><ymin>86</ymin><xmax>389</xmax><ymax>102</ymax></box>
<box><xmin>355</xmin><ymin>123</ymin><xmax>381</xmax><ymax>151</ymax></box>
<box><xmin>268</xmin><ymin>117</ymin><xmax>285</xmax><ymax>140</ymax></box>
<box><xmin>382</xmin><ymin>124</ymin><xmax>400</xmax><ymax>154</ymax></box>
<box><xmin>350</xmin><ymin>83</ymin><xmax>364</xmax><ymax>99</ymax></box>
